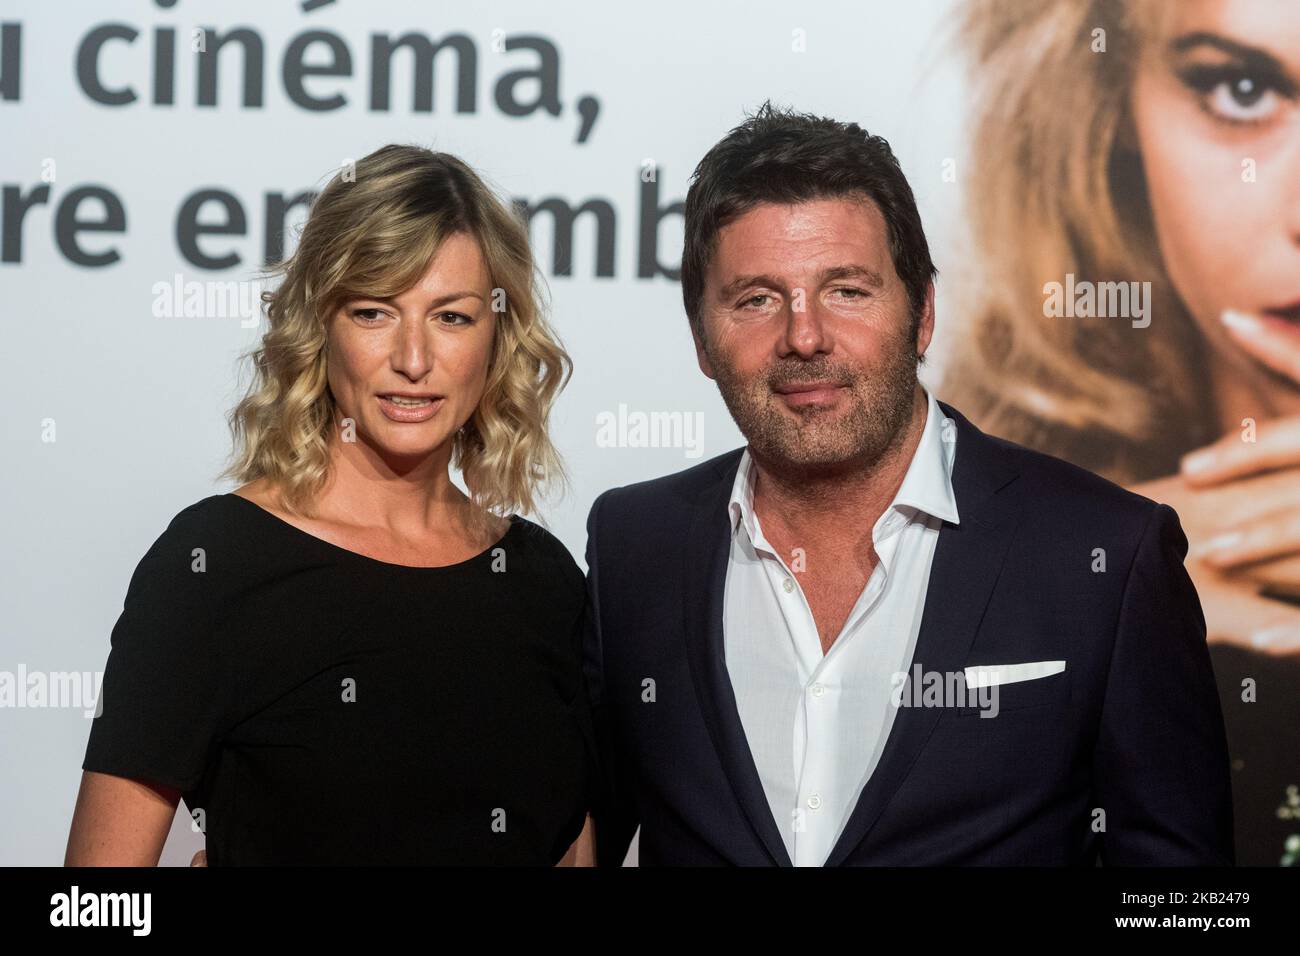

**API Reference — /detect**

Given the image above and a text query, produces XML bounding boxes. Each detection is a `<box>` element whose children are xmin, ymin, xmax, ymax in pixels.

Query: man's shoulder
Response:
<box><xmin>589</xmin><ymin>448</ymin><xmax>743</xmax><ymax>523</ymax></box>
<box><xmin>1014</xmin><ymin>441</ymin><xmax>1155</xmax><ymax>520</ymax></box>
<box><xmin>943</xmin><ymin>400</ymin><xmax>1160</xmax><ymax>527</ymax></box>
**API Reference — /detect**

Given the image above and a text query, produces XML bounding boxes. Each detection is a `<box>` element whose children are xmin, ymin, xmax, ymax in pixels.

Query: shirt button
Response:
<box><xmin>782</xmin><ymin>578</ymin><xmax>795</xmax><ymax>593</ymax></box>
<box><xmin>807</xmin><ymin>793</ymin><xmax>822</xmax><ymax>811</ymax></box>
<box><xmin>811</xmin><ymin>683</ymin><xmax>825</xmax><ymax>698</ymax></box>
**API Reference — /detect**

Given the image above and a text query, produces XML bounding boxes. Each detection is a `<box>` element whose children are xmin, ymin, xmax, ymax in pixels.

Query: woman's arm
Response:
<box><xmin>64</xmin><ymin>770</ymin><xmax>181</xmax><ymax>866</ymax></box>
<box><xmin>555</xmin><ymin>813</ymin><xmax>596</xmax><ymax>867</ymax></box>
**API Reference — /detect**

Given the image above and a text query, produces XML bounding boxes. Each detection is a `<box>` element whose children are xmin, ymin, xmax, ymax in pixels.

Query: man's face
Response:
<box><xmin>695</xmin><ymin>196</ymin><xmax>933</xmax><ymax>478</ymax></box>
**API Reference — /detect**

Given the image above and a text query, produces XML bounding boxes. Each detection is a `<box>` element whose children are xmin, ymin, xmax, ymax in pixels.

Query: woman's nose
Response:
<box><xmin>390</xmin><ymin>319</ymin><xmax>434</xmax><ymax>380</ymax></box>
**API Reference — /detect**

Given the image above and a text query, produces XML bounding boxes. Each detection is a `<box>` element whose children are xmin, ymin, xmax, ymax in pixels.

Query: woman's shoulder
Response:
<box><xmin>130</xmin><ymin>490</ymin><xmax>321</xmax><ymax>594</ymax></box>
<box><xmin>508</xmin><ymin>516</ymin><xmax>584</xmax><ymax>593</ymax></box>
<box><xmin>111</xmin><ymin>496</ymin><xmax>247</xmax><ymax>632</ymax></box>
<box><xmin>148</xmin><ymin>492</ymin><xmax>268</xmax><ymax>555</ymax></box>
<box><xmin>138</xmin><ymin>493</ymin><xmax>240</xmax><ymax>554</ymax></box>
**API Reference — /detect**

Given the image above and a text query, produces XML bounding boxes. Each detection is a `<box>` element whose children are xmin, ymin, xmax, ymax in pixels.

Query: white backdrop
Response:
<box><xmin>0</xmin><ymin>0</ymin><xmax>969</xmax><ymax>865</ymax></box>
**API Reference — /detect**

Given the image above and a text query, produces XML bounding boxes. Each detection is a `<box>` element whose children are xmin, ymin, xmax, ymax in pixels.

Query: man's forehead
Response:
<box><xmin>724</xmin><ymin>194</ymin><xmax>884</xmax><ymax>230</ymax></box>
<box><xmin>710</xmin><ymin>198</ymin><xmax>892</xmax><ymax>286</ymax></box>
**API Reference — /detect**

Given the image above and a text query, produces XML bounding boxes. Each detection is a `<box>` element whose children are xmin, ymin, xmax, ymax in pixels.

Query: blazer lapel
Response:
<box><xmin>823</xmin><ymin>400</ymin><xmax>1023</xmax><ymax>865</ymax></box>
<box><xmin>681</xmin><ymin>451</ymin><xmax>794</xmax><ymax>867</ymax></box>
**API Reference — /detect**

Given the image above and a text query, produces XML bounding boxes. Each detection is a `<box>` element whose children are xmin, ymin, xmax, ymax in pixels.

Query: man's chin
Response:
<box><xmin>747</xmin><ymin>437</ymin><xmax>871</xmax><ymax>478</ymax></box>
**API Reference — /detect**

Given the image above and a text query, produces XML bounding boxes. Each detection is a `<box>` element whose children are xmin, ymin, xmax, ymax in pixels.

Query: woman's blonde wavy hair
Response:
<box><xmin>218</xmin><ymin>144</ymin><xmax>572</xmax><ymax>523</ymax></box>
<box><xmin>939</xmin><ymin>0</ymin><xmax>1219</xmax><ymax>484</ymax></box>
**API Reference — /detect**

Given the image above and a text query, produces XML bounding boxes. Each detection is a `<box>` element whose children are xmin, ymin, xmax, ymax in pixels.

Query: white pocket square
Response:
<box><xmin>964</xmin><ymin>660</ymin><xmax>1066</xmax><ymax>689</ymax></box>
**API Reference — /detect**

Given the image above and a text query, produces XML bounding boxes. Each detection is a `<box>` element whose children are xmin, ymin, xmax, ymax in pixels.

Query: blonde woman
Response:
<box><xmin>65</xmin><ymin>145</ymin><xmax>597</xmax><ymax>865</ymax></box>
<box><xmin>943</xmin><ymin>0</ymin><xmax>1300</xmax><ymax>864</ymax></box>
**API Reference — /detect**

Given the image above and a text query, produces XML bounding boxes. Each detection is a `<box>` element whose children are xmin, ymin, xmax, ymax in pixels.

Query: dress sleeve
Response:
<box><xmin>569</xmin><ymin>631</ymin><xmax>605</xmax><ymax>819</ymax></box>
<box><xmin>550</xmin><ymin>540</ymin><xmax>603</xmax><ymax>820</ymax></box>
<box><xmin>81</xmin><ymin>502</ymin><xmax>231</xmax><ymax>793</ymax></box>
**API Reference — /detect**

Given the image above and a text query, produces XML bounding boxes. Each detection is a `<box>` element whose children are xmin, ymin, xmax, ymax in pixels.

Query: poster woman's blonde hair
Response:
<box><xmin>941</xmin><ymin>0</ymin><xmax>1216</xmax><ymax>483</ymax></box>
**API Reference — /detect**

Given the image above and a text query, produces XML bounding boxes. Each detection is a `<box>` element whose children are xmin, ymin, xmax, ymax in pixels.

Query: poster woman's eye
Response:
<box><xmin>1181</xmin><ymin>64</ymin><xmax>1291</xmax><ymax>125</ymax></box>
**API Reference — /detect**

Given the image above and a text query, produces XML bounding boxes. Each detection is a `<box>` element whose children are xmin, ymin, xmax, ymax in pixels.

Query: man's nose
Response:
<box><xmin>779</xmin><ymin>294</ymin><xmax>830</xmax><ymax>358</ymax></box>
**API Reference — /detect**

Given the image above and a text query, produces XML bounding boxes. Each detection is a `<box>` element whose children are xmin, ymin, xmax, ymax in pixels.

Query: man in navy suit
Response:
<box><xmin>581</xmin><ymin>102</ymin><xmax>1234</xmax><ymax>866</ymax></box>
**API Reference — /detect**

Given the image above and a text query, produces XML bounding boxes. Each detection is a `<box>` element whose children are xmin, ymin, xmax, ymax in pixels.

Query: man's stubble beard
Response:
<box><xmin>705</xmin><ymin>326</ymin><xmax>920</xmax><ymax>483</ymax></box>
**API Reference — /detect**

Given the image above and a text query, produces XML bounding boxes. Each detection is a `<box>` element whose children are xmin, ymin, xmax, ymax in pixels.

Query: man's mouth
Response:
<box><xmin>774</xmin><ymin>380</ymin><xmax>848</xmax><ymax>395</ymax></box>
<box><xmin>772</xmin><ymin>380</ymin><xmax>848</xmax><ymax>408</ymax></box>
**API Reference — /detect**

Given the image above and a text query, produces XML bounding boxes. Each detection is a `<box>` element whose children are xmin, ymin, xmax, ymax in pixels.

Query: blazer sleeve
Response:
<box><xmin>1093</xmin><ymin>502</ymin><xmax>1235</xmax><ymax>865</ymax></box>
<box><xmin>582</xmin><ymin>488</ymin><xmax>641</xmax><ymax>867</ymax></box>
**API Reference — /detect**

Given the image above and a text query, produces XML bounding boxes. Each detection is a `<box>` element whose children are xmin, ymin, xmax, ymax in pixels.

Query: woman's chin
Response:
<box><xmin>360</xmin><ymin>426</ymin><xmax>454</xmax><ymax>464</ymax></box>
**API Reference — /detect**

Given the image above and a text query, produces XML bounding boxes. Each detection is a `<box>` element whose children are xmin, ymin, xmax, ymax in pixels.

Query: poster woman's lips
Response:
<box><xmin>1262</xmin><ymin>302</ymin><xmax>1300</xmax><ymax>324</ymax></box>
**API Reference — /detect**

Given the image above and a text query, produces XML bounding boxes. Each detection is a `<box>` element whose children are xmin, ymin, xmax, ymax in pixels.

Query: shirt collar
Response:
<box><xmin>727</xmin><ymin>385</ymin><xmax>960</xmax><ymax>541</ymax></box>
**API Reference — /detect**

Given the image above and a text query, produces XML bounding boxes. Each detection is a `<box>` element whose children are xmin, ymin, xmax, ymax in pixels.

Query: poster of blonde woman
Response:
<box><xmin>943</xmin><ymin>0</ymin><xmax>1300</xmax><ymax>866</ymax></box>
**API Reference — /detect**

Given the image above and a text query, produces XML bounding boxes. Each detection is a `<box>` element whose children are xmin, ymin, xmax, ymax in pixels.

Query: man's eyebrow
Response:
<box><xmin>1169</xmin><ymin>31</ymin><xmax>1293</xmax><ymax>79</ymax></box>
<box><xmin>717</xmin><ymin>274</ymin><xmax>784</xmax><ymax>300</ymax></box>
<box><xmin>820</xmin><ymin>265</ymin><xmax>884</xmax><ymax>288</ymax></box>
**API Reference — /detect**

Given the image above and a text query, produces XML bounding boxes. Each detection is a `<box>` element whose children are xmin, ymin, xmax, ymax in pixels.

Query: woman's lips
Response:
<box><xmin>376</xmin><ymin>395</ymin><xmax>445</xmax><ymax>423</ymax></box>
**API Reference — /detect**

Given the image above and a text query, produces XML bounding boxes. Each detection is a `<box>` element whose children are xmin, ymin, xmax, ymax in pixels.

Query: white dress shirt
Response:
<box><xmin>722</xmin><ymin>385</ymin><xmax>960</xmax><ymax>866</ymax></box>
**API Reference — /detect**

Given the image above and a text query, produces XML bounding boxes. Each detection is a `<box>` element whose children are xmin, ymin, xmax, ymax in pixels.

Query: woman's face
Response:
<box><xmin>1130</xmin><ymin>0</ymin><xmax>1300</xmax><ymax>393</ymax></box>
<box><xmin>325</xmin><ymin>231</ymin><xmax>496</xmax><ymax>469</ymax></box>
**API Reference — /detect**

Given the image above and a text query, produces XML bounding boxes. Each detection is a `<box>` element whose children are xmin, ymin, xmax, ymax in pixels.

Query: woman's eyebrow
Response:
<box><xmin>1170</xmin><ymin>30</ymin><xmax>1292</xmax><ymax>77</ymax></box>
<box><xmin>426</xmin><ymin>290</ymin><xmax>485</xmax><ymax>306</ymax></box>
<box><xmin>347</xmin><ymin>290</ymin><xmax>485</xmax><ymax>307</ymax></box>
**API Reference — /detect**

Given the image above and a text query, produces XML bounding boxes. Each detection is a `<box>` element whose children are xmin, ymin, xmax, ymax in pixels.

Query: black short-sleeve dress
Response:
<box><xmin>82</xmin><ymin>494</ymin><xmax>600</xmax><ymax>865</ymax></box>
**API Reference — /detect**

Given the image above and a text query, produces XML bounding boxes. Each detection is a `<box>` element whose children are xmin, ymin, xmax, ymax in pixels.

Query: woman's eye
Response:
<box><xmin>1182</xmin><ymin>64</ymin><xmax>1289</xmax><ymax>125</ymax></box>
<box><xmin>439</xmin><ymin>312</ymin><xmax>472</xmax><ymax>325</ymax></box>
<box><xmin>352</xmin><ymin>308</ymin><xmax>385</xmax><ymax>323</ymax></box>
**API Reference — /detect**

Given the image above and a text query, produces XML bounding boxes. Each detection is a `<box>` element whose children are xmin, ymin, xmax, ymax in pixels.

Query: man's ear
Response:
<box><xmin>916</xmin><ymin>280</ymin><xmax>936</xmax><ymax>361</ymax></box>
<box><xmin>692</xmin><ymin>322</ymin><xmax>717</xmax><ymax>381</ymax></box>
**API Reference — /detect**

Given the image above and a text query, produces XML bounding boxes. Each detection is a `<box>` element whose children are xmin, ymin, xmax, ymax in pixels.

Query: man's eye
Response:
<box><xmin>740</xmin><ymin>294</ymin><xmax>772</xmax><ymax>309</ymax></box>
<box><xmin>834</xmin><ymin>287</ymin><xmax>867</xmax><ymax>299</ymax></box>
<box><xmin>1181</xmin><ymin>64</ymin><xmax>1291</xmax><ymax>125</ymax></box>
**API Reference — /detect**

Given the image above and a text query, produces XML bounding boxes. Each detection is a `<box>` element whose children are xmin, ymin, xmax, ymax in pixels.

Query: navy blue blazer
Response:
<box><xmin>580</xmin><ymin>399</ymin><xmax>1234</xmax><ymax>866</ymax></box>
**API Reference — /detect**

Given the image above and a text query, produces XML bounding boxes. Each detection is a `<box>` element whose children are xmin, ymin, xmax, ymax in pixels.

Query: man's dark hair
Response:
<box><xmin>681</xmin><ymin>100</ymin><xmax>937</xmax><ymax>340</ymax></box>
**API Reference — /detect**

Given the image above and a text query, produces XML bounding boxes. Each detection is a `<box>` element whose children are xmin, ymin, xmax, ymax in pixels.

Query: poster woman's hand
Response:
<box><xmin>1135</xmin><ymin>470</ymin><xmax>1300</xmax><ymax>654</ymax></box>
<box><xmin>1132</xmin><ymin>309</ymin><xmax>1300</xmax><ymax>655</ymax></box>
<box><xmin>1182</xmin><ymin>310</ymin><xmax>1300</xmax><ymax>590</ymax></box>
